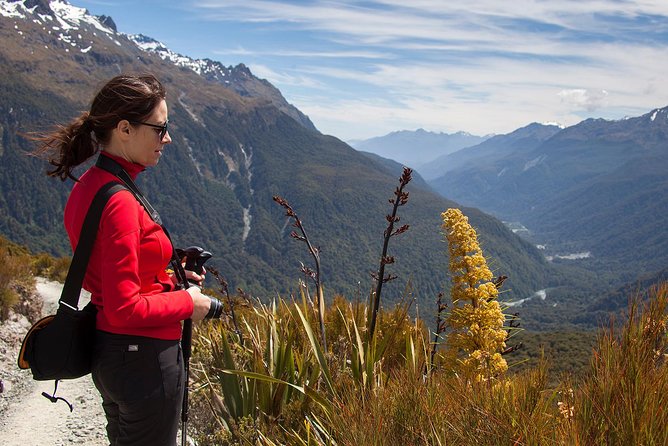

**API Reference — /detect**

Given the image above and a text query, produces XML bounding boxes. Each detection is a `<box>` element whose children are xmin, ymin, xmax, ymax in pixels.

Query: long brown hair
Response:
<box><xmin>31</xmin><ymin>74</ymin><xmax>166</xmax><ymax>181</ymax></box>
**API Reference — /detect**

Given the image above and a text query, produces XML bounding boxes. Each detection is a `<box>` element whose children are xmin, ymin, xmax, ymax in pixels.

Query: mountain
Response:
<box><xmin>0</xmin><ymin>0</ymin><xmax>559</xmax><ymax>309</ymax></box>
<box><xmin>586</xmin><ymin>267</ymin><xmax>668</xmax><ymax>320</ymax></box>
<box><xmin>427</xmin><ymin>123</ymin><xmax>564</xmax><ymax>218</ymax></box>
<box><xmin>428</xmin><ymin>109</ymin><xmax>668</xmax><ymax>287</ymax></box>
<box><xmin>358</xmin><ymin>151</ymin><xmax>434</xmax><ymax>192</ymax></box>
<box><xmin>127</xmin><ymin>34</ymin><xmax>316</xmax><ymax>132</ymax></box>
<box><xmin>423</xmin><ymin>123</ymin><xmax>562</xmax><ymax>179</ymax></box>
<box><xmin>349</xmin><ymin>129</ymin><xmax>490</xmax><ymax>175</ymax></box>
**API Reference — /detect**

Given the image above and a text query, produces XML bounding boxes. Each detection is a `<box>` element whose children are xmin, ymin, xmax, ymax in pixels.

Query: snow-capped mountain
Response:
<box><xmin>126</xmin><ymin>33</ymin><xmax>315</xmax><ymax>130</ymax></box>
<box><xmin>0</xmin><ymin>0</ymin><xmax>315</xmax><ymax>130</ymax></box>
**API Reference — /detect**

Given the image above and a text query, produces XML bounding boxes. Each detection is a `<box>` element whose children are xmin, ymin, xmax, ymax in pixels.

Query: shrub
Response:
<box><xmin>0</xmin><ymin>245</ymin><xmax>34</xmax><ymax>321</ymax></box>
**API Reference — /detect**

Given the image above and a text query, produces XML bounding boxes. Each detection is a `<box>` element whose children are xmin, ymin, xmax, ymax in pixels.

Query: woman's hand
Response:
<box><xmin>169</xmin><ymin>264</ymin><xmax>206</xmax><ymax>287</ymax></box>
<box><xmin>187</xmin><ymin>286</ymin><xmax>211</xmax><ymax>321</ymax></box>
<box><xmin>184</xmin><ymin>267</ymin><xmax>206</xmax><ymax>286</ymax></box>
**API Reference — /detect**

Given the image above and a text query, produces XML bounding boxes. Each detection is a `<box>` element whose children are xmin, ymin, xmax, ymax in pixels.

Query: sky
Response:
<box><xmin>71</xmin><ymin>0</ymin><xmax>668</xmax><ymax>141</ymax></box>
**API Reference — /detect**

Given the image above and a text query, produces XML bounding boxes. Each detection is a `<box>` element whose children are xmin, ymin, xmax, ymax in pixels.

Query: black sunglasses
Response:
<box><xmin>130</xmin><ymin>120</ymin><xmax>169</xmax><ymax>140</ymax></box>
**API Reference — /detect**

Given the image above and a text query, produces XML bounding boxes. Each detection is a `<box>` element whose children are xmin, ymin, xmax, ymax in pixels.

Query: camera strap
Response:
<box><xmin>95</xmin><ymin>154</ymin><xmax>190</xmax><ymax>289</ymax></box>
<box><xmin>95</xmin><ymin>154</ymin><xmax>162</xmax><ymax>225</ymax></box>
<box><xmin>95</xmin><ymin>154</ymin><xmax>197</xmax><ymax>444</ymax></box>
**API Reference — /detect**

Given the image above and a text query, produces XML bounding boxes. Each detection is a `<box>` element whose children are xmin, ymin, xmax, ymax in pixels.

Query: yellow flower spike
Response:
<box><xmin>441</xmin><ymin>208</ymin><xmax>508</xmax><ymax>381</ymax></box>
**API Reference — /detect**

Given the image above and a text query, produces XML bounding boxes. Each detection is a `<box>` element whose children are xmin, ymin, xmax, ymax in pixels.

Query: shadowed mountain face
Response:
<box><xmin>0</xmin><ymin>0</ymin><xmax>556</xmax><ymax>307</ymax></box>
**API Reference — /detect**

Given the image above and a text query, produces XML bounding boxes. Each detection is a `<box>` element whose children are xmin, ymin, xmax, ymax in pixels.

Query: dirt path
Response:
<box><xmin>0</xmin><ymin>278</ymin><xmax>107</xmax><ymax>445</ymax></box>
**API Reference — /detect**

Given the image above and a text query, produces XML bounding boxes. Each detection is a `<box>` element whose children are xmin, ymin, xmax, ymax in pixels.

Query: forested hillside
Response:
<box><xmin>0</xmin><ymin>1</ymin><xmax>559</xmax><ymax>311</ymax></box>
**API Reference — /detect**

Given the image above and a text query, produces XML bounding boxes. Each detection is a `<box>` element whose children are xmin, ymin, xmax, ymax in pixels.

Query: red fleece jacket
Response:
<box><xmin>64</xmin><ymin>152</ymin><xmax>193</xmax><ymax>340</ymax></box>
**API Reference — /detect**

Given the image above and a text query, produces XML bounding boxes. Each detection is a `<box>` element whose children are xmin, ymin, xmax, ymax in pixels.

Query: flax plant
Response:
<box><xmin>274</xmin><ymin>195</ymin><xmax>327</xmax><ymax>352</ymax></box>
<box><xmin>441</xmin><ymin>208</ymin><xmax>508</xmax><ymax>380</ymax></box>
<box><xmin>191</xmin><ymin>295</ymin><xmax>332</xmax><ymax>442</ymax></box>
<box><xmin>368</xmin><ymin>167</ymin><xmax>412</xmax><ymax>341</ymax></box>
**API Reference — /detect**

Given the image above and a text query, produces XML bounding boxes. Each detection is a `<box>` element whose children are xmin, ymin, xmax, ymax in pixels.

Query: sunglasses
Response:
<box><xmin>130</xmin><ymin>120</ymin><xmax>169</xmax><ymax>140</ymax></box>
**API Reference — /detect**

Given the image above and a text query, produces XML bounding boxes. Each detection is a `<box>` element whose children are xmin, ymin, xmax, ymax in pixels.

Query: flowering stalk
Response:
<box><xmin>368</xmin><ymin>167</ymin><xmax>412</xmax><ymax>341</ymax></box>
<box><xmin>441</xmin><ymin>208</ymin><xmax>508</xmax><ymax>380</ymax></box>
<box><xmin>273</xmin><ymin>195</ymin><xmax>327</xmax><ymax>352</ymax></box>
<box><xmin>208</xmin><ymin>267</ymin><xmax>243</xmax><ymax>346</ymax></box>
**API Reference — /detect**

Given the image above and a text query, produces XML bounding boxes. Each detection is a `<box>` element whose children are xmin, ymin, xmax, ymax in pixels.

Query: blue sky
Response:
<box><xmin>73</xmin><ymin>0</ymin><xmax>668</xmax><ymax>141</ymax></box>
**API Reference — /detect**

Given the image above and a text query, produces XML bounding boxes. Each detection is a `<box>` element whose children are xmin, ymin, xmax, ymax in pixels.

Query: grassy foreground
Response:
<box><xmin>2</xmin><ymin>166</ymin><xmax>665</xmax><ymax>445</ymax></box>
<box><xmin>186</xmin><ymin>175</ymin><xmax>668</xmax><ymax>445</ymax></box>
<box><xmin>189</xmin><ymin>281</ymin><xmax>668</xmax><ymax>445</ymax></box>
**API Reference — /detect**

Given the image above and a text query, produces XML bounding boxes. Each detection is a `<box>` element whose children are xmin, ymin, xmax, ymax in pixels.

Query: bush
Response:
<box><xmin>31</xmin><ymin>252</ymin><xmax>71</xmax><ymax>282</ymax></box>
<box><xmin>0</xmin><ymin>245</ymin><xmax>34</xmax><ymax>321</ymax></box>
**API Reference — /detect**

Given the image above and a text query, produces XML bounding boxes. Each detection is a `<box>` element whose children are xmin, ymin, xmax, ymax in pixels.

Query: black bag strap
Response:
<box><xmin>59</xmin><ymin>181</ymin><xmax>127</xmax><ymax>311</ymax></box>
<box><xmin>95</xmin><ymin>155</ymin><xmax>190</xmax><ymax>289</ymax></box>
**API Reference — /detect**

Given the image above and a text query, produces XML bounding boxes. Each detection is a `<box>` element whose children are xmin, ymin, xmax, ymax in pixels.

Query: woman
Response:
<box><xmin>33</xmin><ymin>73</ymin><xmax>213</xmax><ymax>446</ymax></box>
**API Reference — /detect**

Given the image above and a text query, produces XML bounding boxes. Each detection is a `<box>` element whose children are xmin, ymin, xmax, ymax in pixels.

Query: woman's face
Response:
<box><xmin>128</xmin><ymin>99</ymin><xmax>171</xmax><ymax>167</ymax></box>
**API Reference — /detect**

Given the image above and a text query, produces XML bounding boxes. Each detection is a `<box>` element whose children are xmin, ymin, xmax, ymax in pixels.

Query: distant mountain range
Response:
<box><xmin>0</xmin><ymin>0</ymin><xmax>562</xmax><ymax>314</ymax></box>
<box><xmin>349</xmin><ymin>129</ymin><xmax>490</xmax><ymax>175</ymax></box>
<box><xmin>427</xmin><ymin>111</ymin><xmax>668</xmax><ymax>288</ymax></box>
<box><xmin>348</xmin><ymin>109</ymin><xmax>668</xmax><ymax>328</ymax></box>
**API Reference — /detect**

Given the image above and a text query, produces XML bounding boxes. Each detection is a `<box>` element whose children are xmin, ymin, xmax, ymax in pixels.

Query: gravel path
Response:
<box><xmin>0</xmin><ymin>278</ymin><xmax>107</xmax><ymax>445</ymax></box>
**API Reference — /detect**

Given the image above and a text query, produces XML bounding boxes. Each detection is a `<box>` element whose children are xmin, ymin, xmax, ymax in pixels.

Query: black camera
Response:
<box><xmin>176</xmin><ymin>246</ymin><xmax>222</xmax><ymax>319</ymax></box>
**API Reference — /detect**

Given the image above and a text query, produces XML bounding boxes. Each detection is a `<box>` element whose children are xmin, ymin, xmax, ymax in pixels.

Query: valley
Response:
<box><xmin>0</xmin><ymin>0</ymin><xmax>665</xmax><ymax>332</ymax></box>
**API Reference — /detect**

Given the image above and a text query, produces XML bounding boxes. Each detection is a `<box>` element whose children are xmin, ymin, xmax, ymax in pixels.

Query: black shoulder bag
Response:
<box><xmin>17</xmin><ymin>181</ymin><xmax>127</xmax><ymax>409</ymax></box>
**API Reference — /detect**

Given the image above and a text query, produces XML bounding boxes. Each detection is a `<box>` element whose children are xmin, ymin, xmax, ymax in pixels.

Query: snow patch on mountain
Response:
<box><xmin>650</xmin><ymin>108</ymin><xmax>668</xmax><ymax>122</ymax></box>
<box><xmin>1</xmin><ymin>1</ymin><xmax>232</xmax><ymax>82</ymax></box>
<box><xmin>1</xmin><ymin>0</ymin><xmax>116</xmax><ymax>55</ymax></box>
<box><xmin>128</xmin><ymin>33</ymin><xmax>233</xmax><ymax>82</ymax></box>
<box><xmin>541</xmin><ymin>121</ymin><xmax>565</xmax><ymax>129</ymax></box>
<box><xmin>523</xmin><ymin>155</ymin><xmax>547</xmax><ymax>172</ymax></box>
<box><xmin>242</xmin><ymin>206</ymin><xmax>252</xmax><ymax>243</ymax></box>
<box><xmin>46</xmin><ymin>0</ymin><xmax>111</xmax><ymax>33</ymax></box>
<box><xmin>0</xmin><ymin>0</ymin><xmax>25</xmax><ymax>18</ymax></box>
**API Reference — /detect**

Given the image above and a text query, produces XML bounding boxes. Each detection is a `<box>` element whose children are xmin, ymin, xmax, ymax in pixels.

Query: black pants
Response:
<box><xmin>92</xmin><ymin>331</ymin><xmax>184</xmax><ymax>446</ymax></box>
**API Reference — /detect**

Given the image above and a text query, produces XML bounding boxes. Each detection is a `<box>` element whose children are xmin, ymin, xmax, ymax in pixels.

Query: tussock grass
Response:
<box><xmin>569</xmin><ymin>283</ymin><xmax>668</xmax><ymax>446</ymax></box>
<box><xmin>190</xmin><ymin>284</ymin><xmax>668</xmax><ymax>445</ymax></box>
<box><xmin>187</xmin><ymin>176</ymin><xmax>668</xmax><ymax>445</ymax></box>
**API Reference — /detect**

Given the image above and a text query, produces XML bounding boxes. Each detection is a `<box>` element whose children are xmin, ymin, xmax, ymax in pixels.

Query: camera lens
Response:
<box><xmin>205</xmin><ymin>297</ymin><xmax>223</xmax><ymax>319</ymax></box>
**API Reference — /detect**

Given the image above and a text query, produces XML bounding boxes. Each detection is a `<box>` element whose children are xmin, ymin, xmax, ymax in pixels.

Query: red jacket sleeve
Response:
<box><xmin>98</xmin><ymin>190</ymin><xmax>193</xmax><ymax>328</ymax></box>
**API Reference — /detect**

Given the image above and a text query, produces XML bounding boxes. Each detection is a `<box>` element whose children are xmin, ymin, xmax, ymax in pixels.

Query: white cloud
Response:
<box><xmin>215</xmin><ymin>48</ymin><xmax>390</xmax><ymax>59</ymax></box>
<box><xmin>558</xmin><ymin>89</ymin><xmax>610</xmax><ymax>112</ymax></box>
<box><xmin>188</xmin><ymin>0</ymin><xmax>668</xmax><ymax>139</ymax></box>
<box><xmin>249</xmin><ymin>64</ymin><xmax>324</xmax><ymax>89</ymax></box>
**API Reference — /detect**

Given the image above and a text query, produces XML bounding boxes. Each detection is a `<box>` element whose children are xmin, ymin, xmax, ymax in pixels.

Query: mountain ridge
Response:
<box><xmin>350</xmin><ymin>128</ymin><xmax>491</xmax><ymax>174</ymax></box>
<box><xmin>0</xmin><ymin>0</ymin><xmax>314</xmax><ymax>131</ymax></box>
<box><xmin>427</xmin><ymin>105</ymin><xmax>668</xmax><ymax>290</ymax></box>
<box><xmin>0</xmin><ymin>0</ymin><xmax>559</xmax><ymax>311</ymax></box>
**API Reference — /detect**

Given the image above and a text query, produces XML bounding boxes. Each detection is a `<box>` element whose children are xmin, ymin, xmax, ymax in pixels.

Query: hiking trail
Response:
<box><xmin>0</xmin><ymin>278</ymin><xmax>107</xmax><ymax>445</ymax></box>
